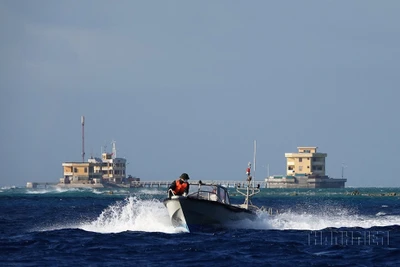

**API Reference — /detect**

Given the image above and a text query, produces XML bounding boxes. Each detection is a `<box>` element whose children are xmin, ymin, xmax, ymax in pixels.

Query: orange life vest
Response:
<box><xmin>173</xmin><ymin>179</ymin><xmax>188</xmax><ymax>195</ymax></box>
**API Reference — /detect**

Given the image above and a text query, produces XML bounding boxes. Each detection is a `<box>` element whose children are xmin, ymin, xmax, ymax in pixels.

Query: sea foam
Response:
<box><xmin>79</xmin><ymin>196</ymin><xmax>185</xmax><ymax>234</ymax></box>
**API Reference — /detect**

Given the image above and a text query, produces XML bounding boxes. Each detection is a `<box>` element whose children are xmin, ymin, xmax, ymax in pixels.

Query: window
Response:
<box><xmin>288</xmin><ymin>166</ymin><xmax>294</xmax><ymax>170</ymax></box>
<box><xmin>299</xmin><ymin>158</ymin><xmax>303</xmax><ymax>162</ymax></box>
<box><xmin>299</xmin><ymin>166</ymin><xmax>303</xmax><ymax>171</ymax></box>
<box><xmin>74</xmin><ymin>168</ymin><xmax>78</xmax><ymax>172</ymax></box>
<box><xmin>84</xmin><ymin>167</ymin><xmax>88</xmax><ymax>173</ymax></box>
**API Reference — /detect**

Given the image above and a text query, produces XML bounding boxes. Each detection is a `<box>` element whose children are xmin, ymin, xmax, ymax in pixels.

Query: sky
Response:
<box><xmin>1</xmin><ymin>0</ymin><xmax>399</xmax><ymax>187</ymax></box>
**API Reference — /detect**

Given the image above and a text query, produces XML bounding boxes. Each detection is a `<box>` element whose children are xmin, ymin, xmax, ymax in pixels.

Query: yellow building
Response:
<box><xmin>285</xmin><ymin>147</ymin><xmax>327</xmax><ymax>177</ymax></box>
<box><xmin>60</xmin><ymin>162</ymin><xmax>102</xmax><ymax>185</ymax></box>
<box><xmin>266</xmin><ymin>146</ymin><xmax>346</xmax><ymax>188</ymax></box>
<box><xmin>59</xmin><ymin>139</ymin><xmax>127</xmax><ymax>186</ymax></box>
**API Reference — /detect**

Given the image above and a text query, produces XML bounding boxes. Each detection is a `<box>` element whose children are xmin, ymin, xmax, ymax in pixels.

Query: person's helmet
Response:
<box><xmin>179</xmin><ymin>173</ymin><xmax>190</xmax><ymax>180</ymax></box>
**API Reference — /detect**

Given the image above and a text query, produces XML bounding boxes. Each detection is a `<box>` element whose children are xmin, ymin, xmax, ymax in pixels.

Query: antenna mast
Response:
<box><xmin>81</xmin><ymin>116</ymin><xmax>85</xmax><ymax>162</ymax></box>
<box><xmin>253</xmin><ymin>140</ymin><xmax>256</xmax><ymax>189</ymax></box>
<box><xmin>112</xmin><ymin>140</ymin><xmax>117</xmax><ymax>159</ymax></box>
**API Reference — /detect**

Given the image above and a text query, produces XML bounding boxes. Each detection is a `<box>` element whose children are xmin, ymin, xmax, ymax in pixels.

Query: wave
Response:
<box><xmin>36</xmin><ymin>196</ymin><xmax>186</xmax><ymax>234</ymax></box>
<box><xmin>247</xmin><ymin>207</ymin><xmax>400</xmax><ymax>231</ymax></box>
<box><xmin>79</xmin><ymin>196</ymin><xmax>183</xmax><ymax>234</ymax></box>
<box><xmin>25</xmin><ymin>187</ymin><xmax>90</xmax><ymax>194</ymax></box>
<box><xmin>26</xmin><ymin>189</ymin><xmax>400</xmax><ymax>234</ymax></box>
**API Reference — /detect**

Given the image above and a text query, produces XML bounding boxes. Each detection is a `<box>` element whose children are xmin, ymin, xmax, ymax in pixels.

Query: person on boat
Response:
<box><xmin>168</xmin><ymin>173</ymin><xmax>190</xmax><ymax>198</ymax></box>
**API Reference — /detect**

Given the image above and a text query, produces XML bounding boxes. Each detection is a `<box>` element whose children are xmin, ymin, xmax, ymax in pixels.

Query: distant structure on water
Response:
<box><xmin>58</xmin><ymin>141</ymin><xmax>139</xmax><ymax>188</ymax></box>
<box><xmin>265</xmin><ymin>146</ymin><xmax>346</xmax><ymax>188</ymax></box>
<box><xmin>26</xmin><ymin>116</ymin><xmax>140</xmax><ymax>189</ymax></box>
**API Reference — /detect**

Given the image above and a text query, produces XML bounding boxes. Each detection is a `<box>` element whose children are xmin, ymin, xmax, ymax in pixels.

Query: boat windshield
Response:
<box><xmin>188</xmin><ymin>184</ymin><xmax>230</xmax><ymax>204</ymax></box>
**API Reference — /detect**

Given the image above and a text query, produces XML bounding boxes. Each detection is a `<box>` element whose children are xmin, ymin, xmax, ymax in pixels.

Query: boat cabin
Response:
<box><xmin>188</xmin><ymin>184</ymin><xmax>231</xmax><ymax>204</ymax></box>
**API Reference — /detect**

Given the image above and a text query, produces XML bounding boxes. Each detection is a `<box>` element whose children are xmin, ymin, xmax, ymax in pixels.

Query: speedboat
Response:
<box><xmin>163</xmin><ymin>180</ymin><xmax>260</xmax><ymax>232</ymax></box>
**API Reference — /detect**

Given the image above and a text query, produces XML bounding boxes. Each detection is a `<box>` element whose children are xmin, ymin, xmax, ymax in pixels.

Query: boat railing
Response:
<box><xmin>168</xmin><ymin>181</ymin><xmax>225</xmax><ymax>203</ymax></box>
<box><xmin>236</xmin><ymin>179</ymin><xmax>261</xmax><ymax>210</ymax></box>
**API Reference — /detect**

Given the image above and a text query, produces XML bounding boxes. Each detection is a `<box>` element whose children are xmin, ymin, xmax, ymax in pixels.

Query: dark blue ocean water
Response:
<box><xmin>1</xmin><ymin>186</ymin><xmax>399</xmax><ymax>266</ymax></box>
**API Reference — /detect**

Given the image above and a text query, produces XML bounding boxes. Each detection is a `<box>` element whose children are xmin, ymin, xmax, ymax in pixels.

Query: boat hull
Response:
<box><xmin>163</xmin><ymin>196</ymin><xmax>257</xmax><ymax>231</ymax></box>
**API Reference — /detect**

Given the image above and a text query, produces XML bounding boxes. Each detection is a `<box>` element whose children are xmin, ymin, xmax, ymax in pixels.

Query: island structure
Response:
<box><xmin>26</xmin><ymin>142</ymin><xmax>140</xmax><ymax>189</ymax></box>
<box><xmin>265</xmin><ymin>146</ymin><xmax>346</xmax><ymax>188</ymax></box>
<box><xmin>25</xmin><ymin>116</ymin><xmax>142</xmax><ymax>189</ymax></box>
<box><xmin>57</xmin><ymin>141</ymin><xmax>140</xmax><ymax>188</ymax></box>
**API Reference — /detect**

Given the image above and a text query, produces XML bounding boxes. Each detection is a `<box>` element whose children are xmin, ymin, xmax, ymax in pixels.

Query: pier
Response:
<box><xmin>26</xmin><ymin>180</ymin><xmax>267</xmax><ymax>189</ymax></box>
<box><xmin>26</xmin><ymin>182</ymin><xmax>58</xmax><ymax>189</ymax></box>
<box><xmin>133</xmin><ymin>180</ymin><xmax>266</xmax><ymax>188</ymax></box>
